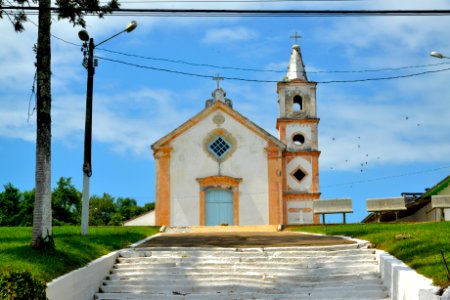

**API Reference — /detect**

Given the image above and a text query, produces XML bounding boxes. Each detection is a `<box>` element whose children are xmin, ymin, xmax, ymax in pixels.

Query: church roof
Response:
<box><xmin>151</xmin><ymin>98</ymin><xmax>285</xmax><ymax>150</ymax></box>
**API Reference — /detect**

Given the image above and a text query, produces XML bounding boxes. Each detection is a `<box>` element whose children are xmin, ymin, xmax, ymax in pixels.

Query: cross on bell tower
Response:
<box><xmin>290</xmin><ymin>32</ymin><xmax>302</xmax><ymax>44</ymax></box>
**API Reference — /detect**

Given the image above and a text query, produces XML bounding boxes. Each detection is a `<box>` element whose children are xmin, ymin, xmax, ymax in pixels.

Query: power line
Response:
<box><xmin>96</xmin><ymin>56</ymin><xmax>278</xmax><ymax>82</ymax></box>
<box><xmin>316</xmin><ymin>67</ymin><xmax>450</xmax><ymax>83</ymax></box>
<box><xmin>322</xmin><ymin>165</ymin><xmax>450</xmax><ymax>188</ymax></box>
<box><xmin>42</xmin><ymin>31</ymin><xmax>450</xmax><ymax>75</ymax></box>
<box><xmin>114</xmin><ymin>0</ymin><xmax>361</xmax><ymax>3</ymax></box>
<box><xmin>3</xmin><ymin>7</ymin><xmax>450</xmax><ymax>17</ymax></box>
<box><xmin>96</xmin><ymin>55</ymin><xmax>450</xmax><ymax>84</ymax></box>
<box><xmin>97</xmin><ymin>47</ymin><xmax>450</xmax><ymax>74</ymax></box>
<box><xmin>27</xmin><ymin>18</ymin><xmax>81</xmax><ymax>46</ymax></box>
<box><xmin>42</xmin><ymin>29</ymin><xmax>450</xmax><ymax>80</ymax></box>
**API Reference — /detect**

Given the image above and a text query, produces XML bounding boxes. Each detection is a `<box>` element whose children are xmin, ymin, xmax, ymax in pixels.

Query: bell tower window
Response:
<box><xmin>293</xmin><ymin>134</ymin><xmax>305</xmax><ymax>145</ymax></box>
<box><xmin>293</xmin><ymin>95</ymin><xmax>302</xmax><ymax>111</ymax></box>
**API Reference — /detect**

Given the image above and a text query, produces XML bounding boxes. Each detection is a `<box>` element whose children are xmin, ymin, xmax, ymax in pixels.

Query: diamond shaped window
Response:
<box><xmin>208</xmin><ymin>136</ymin><xmax>231</xmax><ymax>159</ymax></box>
<box><xmin>292</xmin><ymin>168</ymin><xmax>306</xmax><ymax>183</ymax></box>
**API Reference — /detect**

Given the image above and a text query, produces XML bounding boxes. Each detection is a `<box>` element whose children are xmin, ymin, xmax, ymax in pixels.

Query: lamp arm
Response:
<box><xmin>95</xmin><ymin>30</ymin><xmax>126</xmax><ymax>48</ymax></box>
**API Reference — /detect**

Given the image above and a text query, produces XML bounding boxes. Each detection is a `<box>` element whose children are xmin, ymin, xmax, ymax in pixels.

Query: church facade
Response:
<box><xmin>151</xmin><ymin>40</ymin><xmax>320</xmax><ymax>226</ymax></box>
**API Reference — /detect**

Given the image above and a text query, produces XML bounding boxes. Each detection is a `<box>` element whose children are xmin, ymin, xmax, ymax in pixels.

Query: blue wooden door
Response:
<box><xmin>205</xmin><ymin>189</ymin><xmax>234</xmax><ymax>226</ymax></box>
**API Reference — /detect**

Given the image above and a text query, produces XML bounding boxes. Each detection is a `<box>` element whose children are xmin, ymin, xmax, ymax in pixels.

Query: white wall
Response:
<box><xmin>46</xmin><ymin>251</ymin><xmax>119</xmax><ymax>300</ymax></box>
<box><xmin>400</xmin><ymin>202</ymin><xmax>438</xmax><ymax>222</ymax></box>
<box><xmin>124</xmin><ymin>210</ymin><xmax>155</xmax><ymax>226</ymax></box>
<box><xmin>377</xmin><ymin>250</ymin><xmax>440</xmax><ymax>300</ymax></box>
<box><xmin>169</xmin><ymin>110</ymin><xmax>269</xmax><ymax>226</ymax></box>
<box><xmin>286</xmin><ymin>156</ymin><xmax>312</xmax><ymax>192</ymax></box>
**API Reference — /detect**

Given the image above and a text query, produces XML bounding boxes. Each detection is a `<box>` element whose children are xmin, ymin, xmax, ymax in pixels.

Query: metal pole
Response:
<box><xmin>81</xmin><ymin>38</ymin><xmax>94</xmax><ymax>235</ymax></box>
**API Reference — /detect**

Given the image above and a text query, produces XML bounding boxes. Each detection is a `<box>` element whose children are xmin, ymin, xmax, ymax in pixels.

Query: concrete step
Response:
<box><xmin>94</xmin><ymin>291</ymin><xmax>390</xmax><ymax>300</ymax></box>
<box><xmin>110</xmin><ymin>265</ymin><xmax>380</xmax><ymax>277</ymax></box>
<box><xmin>100</xmin><ymin>283</ymin><xmax>387</xmax><ymax>294</ymax></box>
<box><xmin>106</xmin><ymin>271</ymin><xmax>382</xmax><ymax>284</ymax></box>
<box><xmin>125</xmin><ymin>244</ymin><xmax>368</xmax><ymax>254</ymax></box>
<box><xmin>101</xmin><ymin>278</ymin><xmax>385</xmax><ymax>290</ymax></box>
<box><xmin>117</xmin><ymin>253</ymin><xmax>376</xmax><ymax>263</ymax></box>
<box><xmin>95</xmin><ymin>289</ymin><xmax>389</xmax><ymax>300</ymax></box>
<box><xmin>112</xmin><ymin>260</ymin><xmax>379</xmax><ymax>271</ymax></box>
<box><xmin>119</xmin><ymin>248</ymin><xmax>375</xmax><ymax>259</ymax></box>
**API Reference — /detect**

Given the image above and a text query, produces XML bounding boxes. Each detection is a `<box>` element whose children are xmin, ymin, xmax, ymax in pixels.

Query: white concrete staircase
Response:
<box><xmin>94</xmin><ymin>243</ymin><xmax>389</xmax><ymax>300</ymax></box>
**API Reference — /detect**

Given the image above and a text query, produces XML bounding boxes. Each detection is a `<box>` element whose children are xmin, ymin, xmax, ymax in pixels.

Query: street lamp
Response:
<box><xmin>79</xmin><ymin>21</ymin><xmax>137</xmax><ymax>235</ymax></box>
<box><xmin>430</xmin><ymin>51</ymin><xmax>449</xmax><ymax>59</ymax></box>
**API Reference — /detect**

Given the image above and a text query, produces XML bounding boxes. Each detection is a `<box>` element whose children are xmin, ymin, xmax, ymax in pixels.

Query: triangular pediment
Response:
<box><xmin>151</xmin><ymin>101</ymin><xmax>285</xmax><ymax>150</ymax></box>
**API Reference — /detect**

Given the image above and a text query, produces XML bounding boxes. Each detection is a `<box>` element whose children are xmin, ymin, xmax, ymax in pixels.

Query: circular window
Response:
<box><xmin>293</xmin><ymin>134</ymin><xmax>305</xmax><ymax>146</ymax></box>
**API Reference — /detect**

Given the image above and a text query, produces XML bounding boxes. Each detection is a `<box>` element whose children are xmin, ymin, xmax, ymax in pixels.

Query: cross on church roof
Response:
<box><xmin>212</xmin><ymin>74</ymin><xmax>224</xmax><ymax>89</ymax></box>
<box><xmin>290</xmin><ymin>32</ymin><xmax>302</xmax><ymax>44</ymax></box>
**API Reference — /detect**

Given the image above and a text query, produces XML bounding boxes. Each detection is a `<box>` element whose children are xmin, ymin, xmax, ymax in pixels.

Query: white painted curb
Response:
<box><xmin>46</xmin><ymin>233</ymin><xmax>159</xmax><ymax>300</ymax></box>
<box><xmin>46</xmin><ymin>250</ymin><xmax>119</xmax><ymax>300</ymax></box>
<box><xmin>376</xmin><ymin>250</ymin><xmax>441</xmax><ymax>300</ymax></box>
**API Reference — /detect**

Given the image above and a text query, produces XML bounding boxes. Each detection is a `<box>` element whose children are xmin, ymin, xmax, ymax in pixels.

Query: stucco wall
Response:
<box><xmin>124</xmin><ymin>210</ymin><xmax>155</xmax><ymax>226</ymax></box>
<box><xmin>169</xmin><ymin>111</ymin><xmax>269</xmax><ymax>226</ymax></box>
<box><xmin>400</xmin><ymin>202</ymin><xmax>438</xmax><ymax>222</ymax></box>
<box><xmin>286</xmin><ymin>156</ymin><xmax>312</xmax><ymax>192</ymax></box>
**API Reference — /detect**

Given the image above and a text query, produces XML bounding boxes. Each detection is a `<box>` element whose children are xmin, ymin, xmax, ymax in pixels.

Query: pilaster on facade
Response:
<box><xmin>153</xmin><ymin>146</ymin><xmax>172</xmax><ymax>226</ymax></box>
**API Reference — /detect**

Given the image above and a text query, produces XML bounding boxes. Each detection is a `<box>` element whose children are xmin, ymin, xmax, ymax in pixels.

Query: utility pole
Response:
<box><xmin>78</xmin><ymin>21</ymin><xmax>137</xmax><ymax>235</ymax></box>
<box><xmin>81</xmin><ymin>37</ymin><xmax>94</xmax><ymax>235</ymax></box>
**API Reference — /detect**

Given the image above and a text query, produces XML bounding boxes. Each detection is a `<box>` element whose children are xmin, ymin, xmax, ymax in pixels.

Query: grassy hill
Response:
<box><xmin>290</xmin><ymin>222</ymin><xmax>450</xmax><ymax>288</ymax></box>
<box><xmin>0</xmin><ymin>226</ymin><xmax>159</xmax><ymax>283</ymax></box>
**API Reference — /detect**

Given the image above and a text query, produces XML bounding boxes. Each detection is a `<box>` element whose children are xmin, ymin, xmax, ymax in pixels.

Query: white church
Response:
<box><xmin>151</xmin><ymin>39</ymin><xmax>321</xmax><ymax>226</ymax></box>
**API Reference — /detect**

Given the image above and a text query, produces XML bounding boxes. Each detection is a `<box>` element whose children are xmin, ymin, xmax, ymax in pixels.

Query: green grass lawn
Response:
<box><xmin>289</xmin><ymin>222</ymin><xmax>450</xmax><ymax>288</ymax></box>
<box><xmin>0</xmin><ymin>226</ymin><xmax>159</xmax><ymax>283</ymax></box>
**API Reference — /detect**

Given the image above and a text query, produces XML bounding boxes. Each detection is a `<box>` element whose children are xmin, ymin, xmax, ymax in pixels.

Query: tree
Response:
<box><xmin>52</xmin><ymin>177</ymin><xmax>81</xmax><ymax>225</ymax></box>
<box><xmin>116</xmin><ymin>197</ymin><xmax>144</xmax><ymax>221</ymax></box>
<box><xmin>0</xmin><ymin>0</ymin><xmax>119</xmax><ymax>248</ymax></box>
<box><xmin>16</xmin><ymin>189</ymin><xmax>36</xmax><ymax>226</ymax></box>
<box><xmin>89</xmin><ymin>193</ymin><xmax>117</xmax><ymax>226</ymax></box>
<box><xmin>0</xmin><ymin>183</ymin><xmax>21</xmax><ymax>226</ymax></box>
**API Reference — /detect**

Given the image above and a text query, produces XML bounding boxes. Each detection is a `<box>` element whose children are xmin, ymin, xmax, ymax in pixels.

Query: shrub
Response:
<box><xmin>0</xmin><ymin>270</ymin><xmax>47</xmax><ymax>300</ymax></box>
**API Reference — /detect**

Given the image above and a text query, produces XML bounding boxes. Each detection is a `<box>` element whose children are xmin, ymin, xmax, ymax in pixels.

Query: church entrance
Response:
<box><xmin>205</xmin><ymin>189</ymin><xmax>234</xmax><ymax>226</ymax></box>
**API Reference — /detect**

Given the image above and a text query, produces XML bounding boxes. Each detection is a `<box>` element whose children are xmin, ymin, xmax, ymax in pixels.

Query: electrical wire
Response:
<box><xmin>27</xmin><ymin>18</ymin><xmax>82</xmax><ymax>46</ymax></box>
<box><xmin>96</xmin><ymin>55</ymin><xmax>279</xmax><ymax>82</ymax></box>
<box><xmin>316</xmin><ymin>67</ymin><xmax>450</xmax><ymax>83</ymax></box>
<box><xmin>96</xmin><ymin>55</ymin><xmax>450</xmax><ymax>84</ymax></box>
<box><xmin>97</xmin><ymin>47</ymin><xmax>450</xmax><ymax>74</ymax></box>
<box><xmin>3</xmin><ymin>7</ymin><xmax>450</xmax><ymax>17</ymax></box>
<box><xmin>322</xmin><ymin>165</ymin><xmax>450</xmax><ymax>188</ymax></box>
<box><xmin>112</xmin><ymin>0</ymin><xmax>361</xmax><ymax>3</ymax></box>
<box><xmin>25</xmin><ymin>19</ymin><xmax>450</xmax><ymax>81</ymax></box>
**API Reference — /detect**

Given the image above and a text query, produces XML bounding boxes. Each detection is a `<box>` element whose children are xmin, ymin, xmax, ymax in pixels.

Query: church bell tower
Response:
<box><xmin>277</xmin><ymin>34</ymin><xmax>320</xmax><ymax>224</ymax></box>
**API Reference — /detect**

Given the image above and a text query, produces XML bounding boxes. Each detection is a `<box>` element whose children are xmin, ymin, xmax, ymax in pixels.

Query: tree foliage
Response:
<box><xmin>0</xmin><ymin>178</ymin><xmax>153</xmax><ymax>227</ymax></box>
<box><xmin>0</xmin><ymin>184</ymin><xmax>21</xmax><ymax>226</ymax></box>
<box><xmin>0</xmin><ymin>0</ymin><xmax>120</xmax><ymax>31</ymax></box>
<box><xmin>52</xmin><ymin>177</ymin><xmax>81</xmax><ymax>225</ymax></box>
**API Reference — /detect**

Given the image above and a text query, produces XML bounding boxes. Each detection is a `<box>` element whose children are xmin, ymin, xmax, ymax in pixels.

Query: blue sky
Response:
<box><xmin>1</xmin><ymin>0</ymin><xmax>450</xmax><ymax>223</ymax></box>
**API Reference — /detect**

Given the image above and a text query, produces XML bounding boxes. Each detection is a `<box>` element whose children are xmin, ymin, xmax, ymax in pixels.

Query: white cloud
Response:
<box><xmin>49</xmin><ymin>87</ymin><xmax>199</xmax><ymax>157</ymax></box>
<box><xmin>202</xmin><ymin>27</ymin><xmax>258</xmax><ymax>44</ymax></box>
